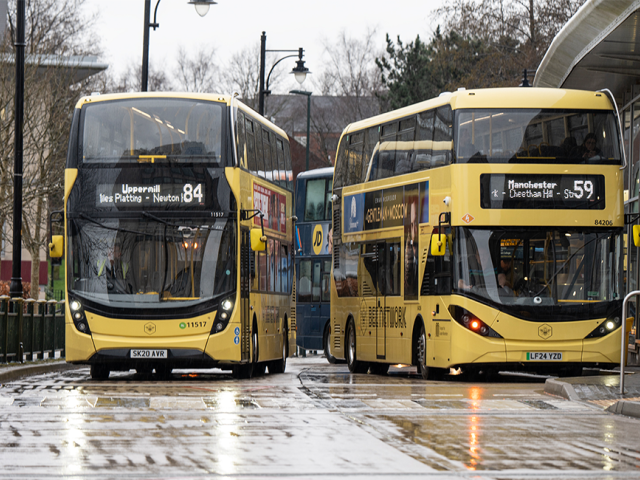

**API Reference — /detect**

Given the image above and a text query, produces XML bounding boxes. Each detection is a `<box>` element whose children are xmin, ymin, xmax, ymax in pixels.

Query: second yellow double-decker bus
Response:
<box><xmin>50</xmin><ymin>92</ymin><xmax>296</xmax><ymax>379</ymax></box>
<box><xmin>330</xmin><ymin>87</ymin><xmax>625</xmax><ymax>378</ymax></box>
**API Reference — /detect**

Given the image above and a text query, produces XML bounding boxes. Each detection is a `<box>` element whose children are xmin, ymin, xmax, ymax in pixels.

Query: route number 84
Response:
<box><xmin>183</xmin><ymin>183</ymin><xmax>203</xmax><ymax>203</ymax></box>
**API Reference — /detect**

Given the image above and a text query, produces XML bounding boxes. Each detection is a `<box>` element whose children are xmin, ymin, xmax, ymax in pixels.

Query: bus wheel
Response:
<box><xmin>252</xmin><ymin>329</ymin><xmax>265</xmax><ymax>376</ymax></box>
<box><xmin>323</xmin><ymin>323</ymin><xmax>338</xmax><ymax>364</ymax></box>
<box><xmin>90</xmin><ymin>364</ymin><xmax>110</xmax><ymax>380</ymax></box>
<box><xmin>417</xmin><ymin>323</ymin><xmax>443</xmax><ymax>380</ymax></box>
<box><xmin>269</xmin><ymin>328</ymin><xmax>287</xmax><ymax>374</ymax></box>
<box><xmin>346</xmin><ymin>321</ymin><xmax>368</xmax><ymax>374</ymax></box>
<box><xmin>369</xmin><ymin>363</ymin><xmax>389</xmax><ymax>375</ymax></box>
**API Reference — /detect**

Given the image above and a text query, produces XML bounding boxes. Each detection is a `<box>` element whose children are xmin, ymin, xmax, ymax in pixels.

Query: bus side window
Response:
<box><xmin>375</xmin><ymin>122</ymin><xmax>398</xmax><ymax>180</ymax></box>
<box><xmin>414</xmin><ymin>110</ymin><xmax>434</xmax><ymax>171</ymax></box>
<box><xmin>273</xmin><ymin>136</ymin><xmax>282</xmax><ymax>188</ymax></box>
<box><xmin>237</xmin><ymin>112</ymin><xmax>246</xmax><ymax>168</ymax></box>
<box><xmin>284</xmin><ymin>141</ymin><xmax>293</xmax><ymax>190</ymax></box>
<box><xmin>433</xmin><ymin>106</ymin><xmax>453</xmax><ymax>167</ymax></box>
<box><xmin>334</xmin><ymin>138</ymin><xmax>348</xmax><ymax>189</ymax></box>
<box><xmin>245</xmin><ymin>118</ymin><xmax>257</xmax><ymax>174</ymax></box>
<box><xmin>396</xmin><ymin>117</ymin><xmax>416</xmax><ymax>175</ymax></box>
<box><xmin>299</xmin><ymin>260</ymin><xmax>312</xmax><ymax>302</ymax></box>
<box><xmin>255</xmin><ymin>125</ymin><xmax>265</xmax><ymax>178</ymax></box>
<box><xmin>347</xmin><ymin>132</ymin><xmax>364</xmax><ymax>186</ymax></box>
<box><xmin>305</xmin><ymin>179</ymin><xmax>326</xmax><ymax>221</ymax></box>
<box><xmin>363</xmin><ymin>127</ymin><xmax>379</xmax><ymax>181</ymax></box>
<box><xmin>262</xmin><ymin>129</ymin><xmax>274</xmax><ymax>182</ymax></box>
<box><xmin>325</xmin><ymin>177</ymin><xmax>333</xmax><ymax>221</ymax></box>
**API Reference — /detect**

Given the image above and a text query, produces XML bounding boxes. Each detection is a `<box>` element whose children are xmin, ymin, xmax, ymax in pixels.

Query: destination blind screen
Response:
<box><xmin>480</xmin><ymin>174</ymin><xmax>605</xmax><ymax>210</ymax></box>
<box><xmin>96</xmin><ymin>183</ymin><xmax>205</xmax><ymax>207</ymax></box>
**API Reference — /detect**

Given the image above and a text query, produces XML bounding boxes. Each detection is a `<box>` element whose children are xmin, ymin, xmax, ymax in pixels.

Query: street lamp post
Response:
<box><xmin>10</xmin><ymin>0</ymin><xmax>25</xmax><ymax>299</ymax></box>
<box><xmin>258</xmin><ymin>31</ymin><xmax>309</xmax><ymax>116</ymax></box>
<box><xmin>141</xmin><ymin>0</ymin><xmax>215</xmax><ymax>92</ymax></box>
<box><xmin>290</xmin><ymin>90</ymin><xmax>312</xmax><ymax>172</ymax></box>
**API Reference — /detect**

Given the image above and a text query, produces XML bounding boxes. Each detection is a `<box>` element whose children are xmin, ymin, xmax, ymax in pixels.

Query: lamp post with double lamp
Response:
<box><xmin>289</xmin><ymin>90</ymin><xmax>312</xmax><ymax>172</ymax></box>
<box><xmin>141</xmin><ymin>0</ymin><xmax>216</xmax><ymax>92</ymax></box>
<box><xmin>258</xmin><ymin>31</ymin><xmax>310</xmax><ymax>116</ymax></box>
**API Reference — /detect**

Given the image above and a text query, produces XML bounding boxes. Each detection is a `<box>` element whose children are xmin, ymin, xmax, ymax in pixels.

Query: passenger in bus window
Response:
<box><xmin>497</xmin><ymin>272</ymin><xmax>513</xmax><ymax>296</ymax></box>
<box><xmin>581</xmin><ymin>133</ymin><xmax>602</xmax><ymax>160</ymax></box>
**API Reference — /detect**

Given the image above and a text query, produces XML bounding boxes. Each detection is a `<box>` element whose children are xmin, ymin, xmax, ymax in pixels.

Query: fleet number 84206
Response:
<box><xmin>595</xmin><ymin>219</ymin><xmax>613</xmax><ymax>226</ymax></box>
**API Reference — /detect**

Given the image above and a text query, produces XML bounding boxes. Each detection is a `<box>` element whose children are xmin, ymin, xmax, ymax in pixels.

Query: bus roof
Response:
<box><xmin>296</xmin><ymin>167</ymin><xmax>334</xmax><ymax>180</ymax></box>
<box><xmin>341</xmin><ymin>87</ymin><xmax>615</xmax><ymax>136</ymax></box>
<box><xmin>74</xmin><ymin>91</ymin><xmax>289</xmax><ymax>140</ymax></box>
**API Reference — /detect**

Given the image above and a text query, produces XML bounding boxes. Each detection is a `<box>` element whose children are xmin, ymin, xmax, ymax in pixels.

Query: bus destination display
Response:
<box><xmin>480</xmin><ymin>174</ymin><xmax>605</xmax><ymax>210</ymax></box>
<box><xmin>97</xmin><ymin>183</ymin><xmax>205</xmax><ymax>207</ymax></box>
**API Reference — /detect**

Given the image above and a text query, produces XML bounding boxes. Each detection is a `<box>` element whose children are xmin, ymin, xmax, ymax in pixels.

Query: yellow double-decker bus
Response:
<box><xmin>330</xmin><ymin>87</ymin><xmax>625</xmax><ymax>378</ymax></box>
<box><xmin>49</xmin><ymin>92</ymin><xmax>296</xmax><ymax>379</ymax></box>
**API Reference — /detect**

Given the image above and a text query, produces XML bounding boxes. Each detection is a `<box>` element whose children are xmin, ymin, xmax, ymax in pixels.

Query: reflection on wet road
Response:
<box><xmin>0</xmin><ymin>357</ymin><xmax>638</xmax><ymax>479</ymax></box>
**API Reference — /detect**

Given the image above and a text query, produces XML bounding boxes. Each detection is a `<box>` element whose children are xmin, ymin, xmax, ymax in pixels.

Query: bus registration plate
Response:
<box><xmin>527</xmin><ymin>352</ymin><xmax>562</xmax><ymax>361</ymax></box>
<box><xmin>130</xmin><ymin>349</ymin><xmax>167</xmax><ymax>359</ymax></box>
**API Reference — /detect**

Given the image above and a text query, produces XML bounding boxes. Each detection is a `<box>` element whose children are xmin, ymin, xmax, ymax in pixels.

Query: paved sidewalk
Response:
<box><xmin>545</xmin><ymin>366</ymin><xmax>640</xmax><ymax>419</ymax></box>
<box><xmin>0</xmin><ymin>360</ymin><xmax>81</xmax><ymax>384</ymax></box>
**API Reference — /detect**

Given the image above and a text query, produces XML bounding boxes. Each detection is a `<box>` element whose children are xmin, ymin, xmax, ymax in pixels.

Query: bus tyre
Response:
<box><xmin>418</xmin><ymin>323</ymin><xmax>444</xmax><ymax>380</ymax></box>
<box><xmin>323</xmin><ymin>323</ymin><xmax>338</xmax><ymax>364</ymax></box>
<box><xmin>252</xmin><ymin>329</ymin><xmax>266</xmax><ymax>376</ymax></box>
<box><xmin>369</xmin><ymin>363</ymin><xmax>389</xmax><ymax>375</ymax></box>
<box><xmin>269</xmin><ymin>328</ymin><xmax>287</xmax><ymax>374</ymax></box>
<box><xmin>90</xmin><ymin>364</ymin><xmax>109</xmax><ymax>380</ymax></box>
<box><xmin>346</xmin><ymin>320</ymin><xmax>368</xmax><ymax>374</ymax></box>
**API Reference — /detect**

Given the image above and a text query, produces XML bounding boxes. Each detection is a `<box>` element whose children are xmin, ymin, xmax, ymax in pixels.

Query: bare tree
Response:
<box><xmin>94</xmin><ymin>62</ymin><xmax>173</xmax><ymax>93</ymax></box>
<box><xmin>0</xmin><ymin>0</ymin><xmax>102</xmax><ymax>297</ymax></box>
<box><xmin>315</xmin><ymin>29</ymin><xmax>383</xmax><ymax>119</ymax></box>
<box><xmin>175</xmin><ymin>45</ymin><xmax>218</xmax><ymax>93</ymax></box>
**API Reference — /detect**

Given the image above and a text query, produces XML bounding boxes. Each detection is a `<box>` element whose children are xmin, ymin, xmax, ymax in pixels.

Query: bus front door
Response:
<box><xmin>240</xmin><ymin>228</ymin><xmax>251</xmax><ymax>361</ymax></box>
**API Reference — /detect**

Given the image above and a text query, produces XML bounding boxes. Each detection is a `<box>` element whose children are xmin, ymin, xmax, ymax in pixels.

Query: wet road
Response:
<box><xmin>0</xmin><ymin>357</ymin><xmax>639</xmax><ymax>479</ymax></box>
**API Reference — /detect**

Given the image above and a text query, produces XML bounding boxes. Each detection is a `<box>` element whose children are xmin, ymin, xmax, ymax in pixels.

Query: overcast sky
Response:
<box><xmin>84</xmin><ymin>0</ymin><xmax>446</xmax><ymax>91</ymax></box>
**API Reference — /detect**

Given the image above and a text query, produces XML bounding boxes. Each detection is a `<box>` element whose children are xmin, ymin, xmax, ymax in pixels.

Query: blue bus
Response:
<box><xmin>294</xmin><ymin>168</ymin><xmax>335</xmax><ymax>361</ymax></box>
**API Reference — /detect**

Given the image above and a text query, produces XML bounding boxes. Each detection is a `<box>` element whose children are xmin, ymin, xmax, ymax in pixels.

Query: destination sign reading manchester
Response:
<box><xmin>96</xmin><ymin>183</ymin><xmax>205</xmax><ymax>207</ymax></box>
<box><xmin>480</xmin><ymin>174</ymin><xmax>605</xmax><ymax>210</ymax></box>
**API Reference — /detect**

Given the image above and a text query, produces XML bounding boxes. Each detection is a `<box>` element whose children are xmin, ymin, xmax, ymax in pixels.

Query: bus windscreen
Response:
<box><xmin>455</xmin><ymin>109</ymin><xmax>621</xmax><ymax>165</ymax></box>
<box><xmin>80</xmin><ymin>98</ymin><xmax>225</xmax><ymax>164</ymax></box>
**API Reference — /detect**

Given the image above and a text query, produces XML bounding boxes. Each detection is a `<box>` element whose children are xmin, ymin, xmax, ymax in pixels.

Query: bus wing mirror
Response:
<box><xmin>49</xmin><ymin>235</ymin><xmax>64</xmax><ymax>258</ymax></box>
<box><xmin>250</xmin><ymin>228</ymin><xmax>266</xmax><ymax>251</ymax></box>
<box><xmin>430</xmin><ymin>234</ymin><xmax>447</xmax><ymax>256</ymax></box>
<box><xmin>634</xmin><ymin>225</ymin><xmax>640</xmax><ymax>247</ymax></box>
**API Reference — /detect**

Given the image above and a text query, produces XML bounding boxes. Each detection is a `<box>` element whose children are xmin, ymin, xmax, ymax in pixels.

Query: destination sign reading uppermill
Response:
<box><xmin>96</xmin><ymin>183</ymin><xmax>205</xmax><ymax>207</ymax></box>
<box><xmin>480</xmin><ymin>174</ymin><xmax>605</xmax><ymax>210</ymax></box>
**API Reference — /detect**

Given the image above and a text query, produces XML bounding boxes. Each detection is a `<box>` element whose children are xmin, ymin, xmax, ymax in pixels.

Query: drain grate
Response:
<box><xmin>518</xmin><ymin>399</ymin><xmax>558</xmax><ymax>410</ymax></box>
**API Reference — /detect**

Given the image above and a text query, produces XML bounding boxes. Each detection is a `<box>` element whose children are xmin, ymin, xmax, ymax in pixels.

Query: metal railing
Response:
<box><xmin>0</xmin><ymin>296</ymin><xmax>65</xmax><ymax>364</ymax></box>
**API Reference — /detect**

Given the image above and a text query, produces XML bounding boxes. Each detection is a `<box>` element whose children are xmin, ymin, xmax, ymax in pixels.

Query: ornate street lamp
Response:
<box><xmin>258</xmin><ymin>31</ymin><xmax>310</xmax><ymax>116</ymax></box>
<box><xmin>142</xmin><ymin>0</ymin><xmax>216</xmax><ymax>92</ymax></box>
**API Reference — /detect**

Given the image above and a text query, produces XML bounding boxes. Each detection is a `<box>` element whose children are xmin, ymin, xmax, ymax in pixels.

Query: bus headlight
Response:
<box><xmin>211</xmin><ymin>295</ymin><xmax>235</xmax><ymax>334</ymax></box>
<box><xmin>68</xmin><ymin>297</ymin><xmax>91</xmax><ymax>335</ymax></box>
<box><xmin>449</xmin><ymin>305</ymin><xmax>502</xmax><ymax>338</ymax></box>
<box><xmin>585</xmin><ymin>316</ymin><xmax>621</xmax><ymax>339</ymax></box>
<box><xmin>221</xmin><ymin>299</ymin><xmax>233</xmax><ymax>311</ymax></box>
